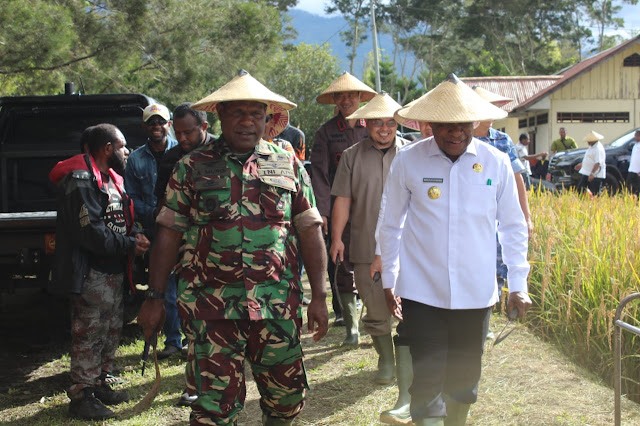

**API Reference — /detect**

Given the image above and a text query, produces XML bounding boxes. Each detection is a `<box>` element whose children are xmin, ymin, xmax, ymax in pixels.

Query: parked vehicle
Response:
<box><xmin>0</xmin><ymin>84</ymin><xmax>155</xmax><ymax>298</ymax></box>
<box><xmin>546</xmin><ymin>128</ymin><xmax>640</xmax><ymax>193</ymax></box>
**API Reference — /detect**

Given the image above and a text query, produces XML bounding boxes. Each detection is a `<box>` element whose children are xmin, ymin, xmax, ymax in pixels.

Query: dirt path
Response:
<box><xmin>1</xmin><ymin>289</ymin><xmax>640</xmax><ymax>425</ymax></box>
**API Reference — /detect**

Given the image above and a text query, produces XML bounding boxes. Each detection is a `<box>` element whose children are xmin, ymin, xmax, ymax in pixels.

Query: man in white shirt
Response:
<box><xmin>575</xmin><ymin>131</ymin><xmax>606</xmax><ymax>196</ymax></box>
<box><xmin>625</xmin><ymin>130</ymin><xmax>640</xmax><ymax>196</ymax></box>
<box><xmin>379</xmin><ymin>74</ymin><xmax>531</xmax><ymax>426</ymax></box>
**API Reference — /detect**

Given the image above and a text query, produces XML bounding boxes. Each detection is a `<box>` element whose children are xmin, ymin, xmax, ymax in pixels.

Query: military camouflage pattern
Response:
<box><xmin>68</xmin><ymin>269</ymin><xmax>124</xmax><ymax>398</ymax></box>
<box><xmin>183</xmin><ymin>317</ymin><xmax>307</xmax><ymax>425</ymax></box>
<box><xmin>158</xmin><ymin>137</ymin><xmax>319</xmax><ymax>322</ymax></box>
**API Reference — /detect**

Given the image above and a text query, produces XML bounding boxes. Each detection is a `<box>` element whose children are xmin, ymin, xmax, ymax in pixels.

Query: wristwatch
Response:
<box><xmin>146</xmin><ymin>289</ymin><xmax>165</xmax><ymax>299</ymax></box>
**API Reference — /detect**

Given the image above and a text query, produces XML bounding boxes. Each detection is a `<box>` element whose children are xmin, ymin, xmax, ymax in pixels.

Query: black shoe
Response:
<box><xmin>176</xmin><ymin>390</ymin><xmax>198</xmax><ymax>407</ymax></box>
<box><xmin>334</xmin><ymin>315</ymin><xmax>345</xmax><ymax>327</ymax></box>
<box><xmin>68</xmin><ymin>389</ymin><xmax>115</xmax><ymax>420</ymax></box>
<box><xmin>302</xmin><ymin>297</ymin><xmax>311</xmax><ymax>306</ymax></box>
<box><xmin>93</xmin><ymin>381</ymin><xmax>130</xmax><ymax>405</ymax></box>
<box><xmin>157</xmin><ymin>344</ymin><xmax>181</xmax><ymax>360</ymax></box>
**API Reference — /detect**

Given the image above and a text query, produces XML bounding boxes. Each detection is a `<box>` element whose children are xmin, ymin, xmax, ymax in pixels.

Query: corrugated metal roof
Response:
<box><xmin>510</xmin><ymin>34</ymin><xmax>640</xmax><ymax>112</ymax></box>
<box><xmin>460</xmin><ymin>76</ymin><xmax>561</xmax><ymax>112</ymax></box>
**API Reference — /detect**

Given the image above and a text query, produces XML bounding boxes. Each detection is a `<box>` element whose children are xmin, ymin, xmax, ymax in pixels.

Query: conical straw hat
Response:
<box><xmin>347</xmin><ymin>92</ymin><xmax>419</xmax><ymax>131</ymax></box>
<box><xmin>192</xmin><ymin>70</ymin><xmax>296</xmax><ymax>115</ymax></box>
<box><xmin>583</xmin><ymin>130</ymin><xmax>604</xmax><ymax>142</ymax></box>
<box><xmin>396</xmin><ymin>73</ymin><xmax>507</xmax><ymax>123</ymax></box>
<box><xmin>393</xmin><ymin>92</ymin><xmax>433</xmax><ymax>131</ymax></box>
<box><xmin>265</xmin><ymin>109</ymin><xmax>289</xmax><ymax>139</ymax></box>
<box><xmin>472</xmin><ymin>86</ymin><xmax>513</xmax><ymax>107</ymax></box>
<box><xmin>316</xmin><ymin>72</ymin><xmax>377</xmax><ymax>104</ymax></box>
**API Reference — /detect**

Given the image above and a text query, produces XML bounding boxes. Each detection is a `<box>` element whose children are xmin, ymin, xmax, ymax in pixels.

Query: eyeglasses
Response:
<box><xmin>146</xmin><ymin>119</ymin><xmax>168</xmax><ymax>127</ymax></box>
<box><xmin>371</xmin><ymin>119</ymin><xmax>397</xmax><ymax>128</ymax></box>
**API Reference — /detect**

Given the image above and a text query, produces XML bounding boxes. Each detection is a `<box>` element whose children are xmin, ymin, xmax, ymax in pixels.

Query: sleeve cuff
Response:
<box><xmin>294</xmin><ymin>207</ymin><xmax>323</xmax><ymax>233</ymax></box>
<box><xmin>156</xmin><ymin>206</ymin><xmax>189</xmax><ymax>232</ymax></box>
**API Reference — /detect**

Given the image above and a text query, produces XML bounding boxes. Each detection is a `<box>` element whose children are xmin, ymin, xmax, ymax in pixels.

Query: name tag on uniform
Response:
<box><xmin>260</xmin><ymin>176</ymin><xmax>296</xmax><ymax>192</ymax></box>
<box><xmin>193</xmin><ymin>160</ymin><xmax>229</xmax><ymax>179</ymax></box>
<box><xmin>258</xmin><ymin>168</ymin><xmax>295</xmax><ymax>178</ymax></box>
<box><xmin>423</xmin><ymin>178</ymin><xmax>444</xmax><ymax>183</ymax></box>
<box><xmin>194</xmin><ymin>177</ymin><xmax>228</xmax><ymax>190</ymax></box>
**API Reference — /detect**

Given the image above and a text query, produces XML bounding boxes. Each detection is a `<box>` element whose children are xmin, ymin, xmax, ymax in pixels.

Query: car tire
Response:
<box><xmin>603</xmin><ymin>174</ymin><xmax>620</xmax><ymax>195</ymax></box>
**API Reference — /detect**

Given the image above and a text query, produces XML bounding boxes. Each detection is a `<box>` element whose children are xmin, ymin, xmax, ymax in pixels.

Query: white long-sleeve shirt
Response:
<box><xmin>378</xmin><ymin>137</ymin><xmax>529</xmax><ymax>310</ymax></box>
<box><xmin>578</xmin><ymin>142</ymin><xmax>606</xmax><ymax>178</ymax></box>
<box><xmin>629</xmin><ymin>142</ymin><xmax>640</xmax><ymax>174</ymax></box>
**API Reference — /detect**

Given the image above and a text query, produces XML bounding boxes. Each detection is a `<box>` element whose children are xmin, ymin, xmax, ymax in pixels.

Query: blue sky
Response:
<box><xmin>294</xmin><ymin>0</ymin><xmax>640</xmax><ymax>38</ymax></box>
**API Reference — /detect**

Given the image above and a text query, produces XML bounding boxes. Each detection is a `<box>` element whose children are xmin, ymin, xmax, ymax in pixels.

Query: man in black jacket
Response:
<box><xmin>49</xmin><ymin>124</ymin><xmax>150</xmax><ymax>420</ymax></box>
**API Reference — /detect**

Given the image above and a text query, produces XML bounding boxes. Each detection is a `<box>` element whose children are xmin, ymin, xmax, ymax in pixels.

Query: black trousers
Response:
<box><xmin>576</xmin><ymin>175</ymin><xmax>603</xmax><ymax>195</ymax></box>
<box><xmin>626</xmin><ymin>172</ymin><xmax>640</xmax><ymax>196</ymax></box>
<box><xmin>402</xmin><ymin>299</ymin><xmax>491</xmax><ymax>420</ymax></box>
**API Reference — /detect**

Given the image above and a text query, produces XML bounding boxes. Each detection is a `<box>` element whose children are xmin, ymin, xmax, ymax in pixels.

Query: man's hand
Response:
<box><xmin>574</xmin><ymin>163</ymin><xmax>582</xmax><ymax>171</ymax></box>
<box><xmin>321</xmin><ymin>216</ymin><xmax>328</xmax><ymax>236</ymax></box>
<box><xmin>137</xmin><ymin>299</ymin><xmax>166</xmax><ymax>342</ymax></box>
<box><xmin>370</xmin><ymin>255</ymin><xmax>382</xmax><ymax>279</ymax></box>
<box><xmin>134</xmin><ymin>233</ymin><xmax>151</xmax><ymax>256</ymax></box>
<box><xmin>526</xmin><ymin>218</ymin><xmax>534</xmax><ymax>239</ymax></box>
<box><xmin>384</xmin><ymin>288</ymin><xmax>403</xmax><ymax>321</ymax></box>
<box><xmin>307</xmin><ymin>298</ymin><xmax>329</xmax><ymax>342</ymax></box>
<box><xmin>588</xmin><ymin>174</ymin><xmax>595</xmax><ymax>182</ymax></box>
<box><xmin>507</xmin><ymin>291</ymin><xmax>532</xmax><ymax>319</ymax></box>
<box><xmin>330</xmin><ymin>239</ymin><xmax>344</xmax><ymax>263</ymax></box>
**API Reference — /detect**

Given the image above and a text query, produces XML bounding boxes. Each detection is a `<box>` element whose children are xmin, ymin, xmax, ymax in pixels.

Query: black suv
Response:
<box><xmin>547</xmin><ymin>128</ymin><xmax>640</xmax><ymax>193</ymax></box>
<box><xmin>0</xmin><ymin>87</ymin><xmax>155</xmax><ymax>293</ymax></box>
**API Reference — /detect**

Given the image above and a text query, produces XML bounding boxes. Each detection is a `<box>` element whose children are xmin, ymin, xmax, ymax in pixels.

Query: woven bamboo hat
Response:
<box><xmin>265</xmin><ymin>110</ymin><xmax>289</xmax><ymax>139</ymax></box>
<box><xmin>472</xmin><ymin>86</ymin><xmax>513</xmax><ymax>107</ymax></box>
<box><xmin>347</xmin><ymin>92</ymin><xmax>419</xmax><ymax>131</ymax></box>
<box><xmin>393</xmin><ymin>93</ymin><xmax>432</xmax><ymax>131</ymax></box>
<box><xmin>583</xmin><ymin>130</ymin><xmax>604</xmax><ymax>142</ymax></box>
<box><xmin>316</xmin><ymin>72</ymin><xmax>377</xmax><ymax>104</ymax></box>
<box><xmin>396</xmin><ymin>73</ymin><xmax>507</xmax><ymax>123</ymax></box>
<box><xmin>192</xmin><ymin>70</ymin><xmax>296</xmax><ymax>115</ymax></box>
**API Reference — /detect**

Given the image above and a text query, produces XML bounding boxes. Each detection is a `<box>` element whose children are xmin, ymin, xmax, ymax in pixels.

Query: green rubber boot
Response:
<box><xmin>340</xmin><ymin>293</ymin><xmax>359</xmax><ymax>346</ymax></box>
<box><xmin>379</xmin><ymin>345</ymin><xmax>412</xmax><ymax>424</ymax></box>
<box><xmin>444</xmin><ymin>400</ymin><xmax>470</xmax><ymax>426</ymax></box>
<box><xmin>372</xmin><ymin>334</ymin><xmax>395</xmax><ymax>384</ymax></box>
<box><xmin>262</xmin><ymin>413</ymin><xmax>293</xmax><ymax>425</ymax></box>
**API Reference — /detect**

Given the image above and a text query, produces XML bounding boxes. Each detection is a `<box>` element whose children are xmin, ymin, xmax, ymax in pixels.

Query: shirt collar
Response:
<box><xmin>424</xmin><ymin>137</ymin><xmax>478</xmax><ymax>159</ymax></box>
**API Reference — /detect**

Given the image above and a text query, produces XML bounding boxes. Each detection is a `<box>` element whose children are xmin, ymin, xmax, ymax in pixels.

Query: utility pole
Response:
<box><xmin>370</xmin><ymin>1</ymin><xmax>381</xmax><ymax>92</ymax></box>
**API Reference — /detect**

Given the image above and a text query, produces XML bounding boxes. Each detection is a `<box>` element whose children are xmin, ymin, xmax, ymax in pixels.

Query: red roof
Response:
<box><xmin>510</xmin><ymin>34</ymin><xmax>640</xmax><ymax>113</ymax></box>
<box><xmin>461</xmin><ymin>76</ymin><xmax>561</xmax><ymax>112</ymax></box>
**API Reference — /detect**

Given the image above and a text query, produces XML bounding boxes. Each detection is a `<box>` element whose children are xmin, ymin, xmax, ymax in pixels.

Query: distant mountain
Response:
<box><xmin>287</xmin><ymin>9</ymin><xmax>400</xmax><ymax>79</ymax></box>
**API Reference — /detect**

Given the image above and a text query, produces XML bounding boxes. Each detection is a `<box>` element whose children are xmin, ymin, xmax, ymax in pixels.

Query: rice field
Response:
<box><xmin>527</xmin><ymin>188</ymin><xmax>640</xmax><ymax>402</ymax></box>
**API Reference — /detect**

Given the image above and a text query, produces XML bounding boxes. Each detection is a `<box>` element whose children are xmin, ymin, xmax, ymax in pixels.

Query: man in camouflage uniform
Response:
<box><xmin>49</xmin><ymin>124</ymin><xmax>150</xmax><ymax>420</ymax></box>
<box><xmin>311</xmin><ymin>71</ymin><xmax>376</xmax><ymax>342</ymax></box>
<box><xmin>138</xmin><ymin>70</ymin><xmax>328</xmax><ymax>425</ymax></box>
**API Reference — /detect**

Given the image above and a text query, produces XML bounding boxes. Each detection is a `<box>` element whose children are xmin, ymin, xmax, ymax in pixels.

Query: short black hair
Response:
<box><xmin>86</xmin><ymin>123</ymin><xmax>121</xmax><ymax>156</ymax></box>
<box><xmin>173</xmin><ymin>102</ymin><xmax>207</xmax><ymax>126</ymax></box>
<box><xmin>519</xmin><ymin>133</ymin><xmax>528</xmax><ymax>142</ymax></box>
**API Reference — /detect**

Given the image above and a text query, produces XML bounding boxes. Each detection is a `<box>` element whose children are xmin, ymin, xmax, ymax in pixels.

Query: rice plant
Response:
<box><xmin>528</xmin><ymin>188</ymin><xmax>640</xmax><ymax>401</ymax></box>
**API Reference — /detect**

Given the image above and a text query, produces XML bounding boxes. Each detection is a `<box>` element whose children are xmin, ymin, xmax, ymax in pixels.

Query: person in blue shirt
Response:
<box><xmin>124</xmin><ymin>103</ymin><xmax>180</xmax><ymax>359</ymax></box>
<box><xmin>125</xmin><ymin>104</ymin><xmax>178</xmax><ymax>239</ymax></box>
<box><xmin>472</xmin><ymin>87</ymin><xmax>532</xmax><ymax>297</ymax></box>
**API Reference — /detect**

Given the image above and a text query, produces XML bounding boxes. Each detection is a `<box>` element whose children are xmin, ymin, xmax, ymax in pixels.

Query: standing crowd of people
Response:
<box><xmin>49</xmin><ymin>69</ymin><xmax>540</xmax><ymax>425</ymax></box>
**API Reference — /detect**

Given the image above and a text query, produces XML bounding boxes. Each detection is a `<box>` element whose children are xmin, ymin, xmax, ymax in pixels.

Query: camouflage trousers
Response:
<box><xmin>183</xmin><ymin>317</ymin><xmax>308</xmax><ymax>425</ymax></box>
<box><xmin>68</xmin><ymin>269</ymin><xmax>124</xmax><ymax>399</ymax></box>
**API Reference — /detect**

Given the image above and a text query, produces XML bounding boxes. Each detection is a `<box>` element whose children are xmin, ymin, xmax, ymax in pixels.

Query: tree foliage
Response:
<box><xmin>0</xmin><ymin>0</ymin><xmax>288</xmax><ymax>108</ymax></box>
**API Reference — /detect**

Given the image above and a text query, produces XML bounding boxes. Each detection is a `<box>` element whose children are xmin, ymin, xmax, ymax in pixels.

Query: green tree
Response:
<box><xmin>266</xmin><ymin>43</ymin><xmax>341</xmax><ymax>154</ymax></box>
<box><xmin>0</xmin><ymin>0</ymin><xmax>287</xmax><ymax>107</ymax></box>
<box><xmin>326</xmin><ymin>0</ymin><xmax>370</xmax><ymax>74</ymax></box>
<box><xmin>584</xmin><ymin>0</ymin><xmax>637</xmax><ymax>52</ymax></box>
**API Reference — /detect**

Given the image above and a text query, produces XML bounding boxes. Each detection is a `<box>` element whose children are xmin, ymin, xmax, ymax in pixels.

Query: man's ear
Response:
<box><xmin>202</xmin><ymin>122</ymin><xmax>209</xmax><ymax>131</ymax></box>
<box><xmin>103</xmin><ymin>141</ymin><xmax>113</xmax><ymax>157</ymax></box>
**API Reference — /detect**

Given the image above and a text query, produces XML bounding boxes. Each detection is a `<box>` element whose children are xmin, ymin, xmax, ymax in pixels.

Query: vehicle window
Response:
<box><xmin>610</xmin><ymin>129</ymin><xmax>640</xmax><ymax>147</ymax></box>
